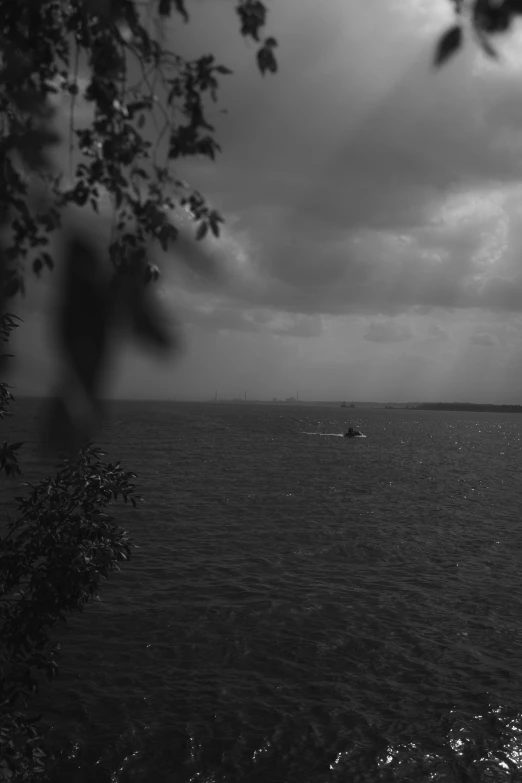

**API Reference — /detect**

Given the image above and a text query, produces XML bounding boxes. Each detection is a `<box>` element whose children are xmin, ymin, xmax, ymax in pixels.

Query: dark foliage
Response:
<box><xmin>436</xmin><ymin>0</ymin><xmax>522</xmax><ymax>65</ymax></box>
<box><xmin>435</xmin><ymin>24</ymin><xmax>463</xmax><ymax>66</ymax></box>
<box><xmin>0</xmin><ymin>0</ymin><xmax>277</xmax><ymax>450</ymax></box>
<box><xmin>0</xmin><ymin>445</ymin><xmax>138</xmax><ymax>781</ymax></box>
<box><xmin>0</xmin><ymin>3</ymin><xmax>277</xmax><ymax>779</ymax></box>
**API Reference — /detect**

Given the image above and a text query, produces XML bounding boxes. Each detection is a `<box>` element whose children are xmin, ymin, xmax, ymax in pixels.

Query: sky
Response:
<box><xmin>12</xmin><ymin>0</ymin><xmax>522</xmax><ymax>402</ymax></box>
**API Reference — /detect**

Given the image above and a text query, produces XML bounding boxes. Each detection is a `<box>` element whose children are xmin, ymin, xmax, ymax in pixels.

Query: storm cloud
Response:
<box><xmin>12</xmin><ymin>0</ymin><xmax>522</xmax><ymax>402</ymax></box>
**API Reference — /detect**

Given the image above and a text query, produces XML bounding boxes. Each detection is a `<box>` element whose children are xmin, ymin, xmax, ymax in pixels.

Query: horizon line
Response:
<box><xmin>11</xmin><ymin>395</ymin><xmax>522</xmax><ymax>408</ymax></box>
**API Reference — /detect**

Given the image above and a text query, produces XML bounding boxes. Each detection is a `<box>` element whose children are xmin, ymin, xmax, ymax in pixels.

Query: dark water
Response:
<box><xmin>4</xmin><ymin>401</ymin><xmax>522</xmax><ymax>781</ymax></box>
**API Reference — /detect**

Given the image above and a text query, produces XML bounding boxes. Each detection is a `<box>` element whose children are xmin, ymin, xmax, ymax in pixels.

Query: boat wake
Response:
<box><xmin>303</xmin><ymin>432</ymin><xmax>368</xmax><ymax>438</ymax></box>
<box><xmin>303</xmin><ymin>432</ymin><xmax>345</xmax><ymax>437</ymax></box>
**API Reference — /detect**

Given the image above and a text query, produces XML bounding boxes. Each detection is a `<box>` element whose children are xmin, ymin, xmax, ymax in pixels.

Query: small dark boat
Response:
<box><xmin>344</xmin><ymin>427</ymin><xmax>363</xmax><ymax>438</ymax></box>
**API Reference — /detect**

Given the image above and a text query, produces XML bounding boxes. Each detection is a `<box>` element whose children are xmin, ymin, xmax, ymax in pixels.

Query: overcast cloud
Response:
<box><xmin>12</xmin><ymin>0</ymin><xmax>522</xmax><ymax>402</ymax></box>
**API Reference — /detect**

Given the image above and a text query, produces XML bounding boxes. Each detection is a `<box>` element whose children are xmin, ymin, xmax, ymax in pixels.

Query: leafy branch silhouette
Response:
<box><xmin>436</xmin><ymin>0</ymin><xmax>522</xmax><ymax>65</ymax></box>
<box><xmin>0</xmin><ymin>0</ymin><xmax>278</xmax><ymax>450</ymax></box>
<box><xmin>0</xmin><ymin>3</ymin><xmax>278</xmax><ymax>778</ymax></box>
<box><xmin>0</xmin><ymin>0</ymin><xmax>510</xmax><ymax>449</ymax></box>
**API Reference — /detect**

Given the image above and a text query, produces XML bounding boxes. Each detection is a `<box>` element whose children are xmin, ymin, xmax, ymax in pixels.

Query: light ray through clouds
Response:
<box><xmin>13</xmin><ymin>0</ymin><xmax>522</xmax><ymax>402</ymax></box>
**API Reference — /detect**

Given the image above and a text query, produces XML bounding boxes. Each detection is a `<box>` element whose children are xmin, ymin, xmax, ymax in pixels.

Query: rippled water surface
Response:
<box><xmin>5</xmin><ymin>401</ymin><xmax>522</xmax><ymax>781</ymax></box>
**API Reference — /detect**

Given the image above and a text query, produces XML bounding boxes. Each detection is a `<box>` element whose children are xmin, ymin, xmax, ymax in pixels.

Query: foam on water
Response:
<box><xmin>304</xmin><ymin>431</ymin><xmax>367</xmax><ymax>438</ymax></box>
<box><xmin>303</xmin><ymin>431</ymin><xmax>345</xmax><ymax>436</ymax></box>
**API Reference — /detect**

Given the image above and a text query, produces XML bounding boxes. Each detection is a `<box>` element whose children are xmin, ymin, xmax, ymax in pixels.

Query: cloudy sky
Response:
<box><xmin>12</xmin><ymin>0</ymin><xmax>522</xmax><ymax>402</ymax></box>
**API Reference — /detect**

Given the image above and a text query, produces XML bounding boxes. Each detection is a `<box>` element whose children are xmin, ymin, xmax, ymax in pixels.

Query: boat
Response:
<box><xmin>344</xmin><ymin>428</ymin><xmax>364</xmax><ymax>438</ymax></box>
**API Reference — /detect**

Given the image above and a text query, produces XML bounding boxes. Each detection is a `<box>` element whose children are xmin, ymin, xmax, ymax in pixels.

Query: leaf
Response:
<box><xmin>59</xmin><ymin>234</ymin><xmax>110</xmax><ymax>395</ymax></box>
<box><xmin>196</xmin><ymin>222</ymin><xmax>208</xmax><ymax>241</ymax></box>
<box><xmin>83</xmin><ymin>0</ymin><xmax>119</xmax><ymax>18</ymax></box>
<box><xmin>32</xmin><ymin>258</ymin><xmax>43</xmax><ymax>277</ymax></box>
<box><xmin>3</xmin><ymin>277</ymin><xmax>19</xmax><ymax>299</ymax></box>
<box><xmin>236</xmin><ymin>0</ymin><xmax>267</xmax><ymax>41</ymax></box>
<box><xmin>257</xmin><ymin>45</ymin><xmax>278</xmax><ymax>75</ymax></box>
<box><xmin>434</xmin><ymin>25</ymin><xmax>462</xmax><ymax>67</ymax></box>
<box><xmin>130</xmin><ymin>288</ymin><xmax>173</xmax><ymax>353</ymax></box>
<box><xmin>159</xmin><ymin>0</ymin><xmax>171</xmax><ymax>16</ymax></box>
<box><xmin>43</xmin><ymin>234</ymin><xmax>112</xmax><ymax>453</ymax></box>
<box><xmin>476</xmin><ymin>30</ymin><xmax>498</xmax><ymax>59</ymax></box>
<box><xmin>174</xmin><ymin>0</ymin><xmax>189</xmax><ymax>20</ymax></box>
<box><xmin>144</xmin><ymin>264</ymin><xmax>160</xmax><ymax>284</ymax></box>
<box><xmin>159</xmin><ymin>0</ymin><xmax>189</xmax><ymax>20</ymax></box>
<box><xmin>117</xmin><ymin>19</ymin><xmax>133</xmax><ymax>43</ymax></box>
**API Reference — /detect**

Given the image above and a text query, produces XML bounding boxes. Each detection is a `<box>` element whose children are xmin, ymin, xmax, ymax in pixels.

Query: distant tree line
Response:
<box><xmin>416</xmin><ymin>403</ymin><xmax>522</xmax><ymax>413</ymax></box>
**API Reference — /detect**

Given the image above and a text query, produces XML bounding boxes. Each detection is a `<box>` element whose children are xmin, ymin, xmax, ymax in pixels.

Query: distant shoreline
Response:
<box><xmin>415</xmin><ymin>403</ymin><xmax>522</xmax><ymax>413</ymax></box>
<box><xmin>200</xmin><ymin>401</ymin><xmax>522</xmax><ymax>412</ymax></box>
<box><xmin>13</xmin><ymin>396</ymin><xmax>522</xmax><ymax>412</ymax></box>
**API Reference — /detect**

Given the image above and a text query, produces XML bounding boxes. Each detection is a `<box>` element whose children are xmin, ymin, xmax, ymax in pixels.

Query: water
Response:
<box><xmin>3</xmin><ymin>401</ymin><xmax>522</xmax><ymax>781</ymax></box>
